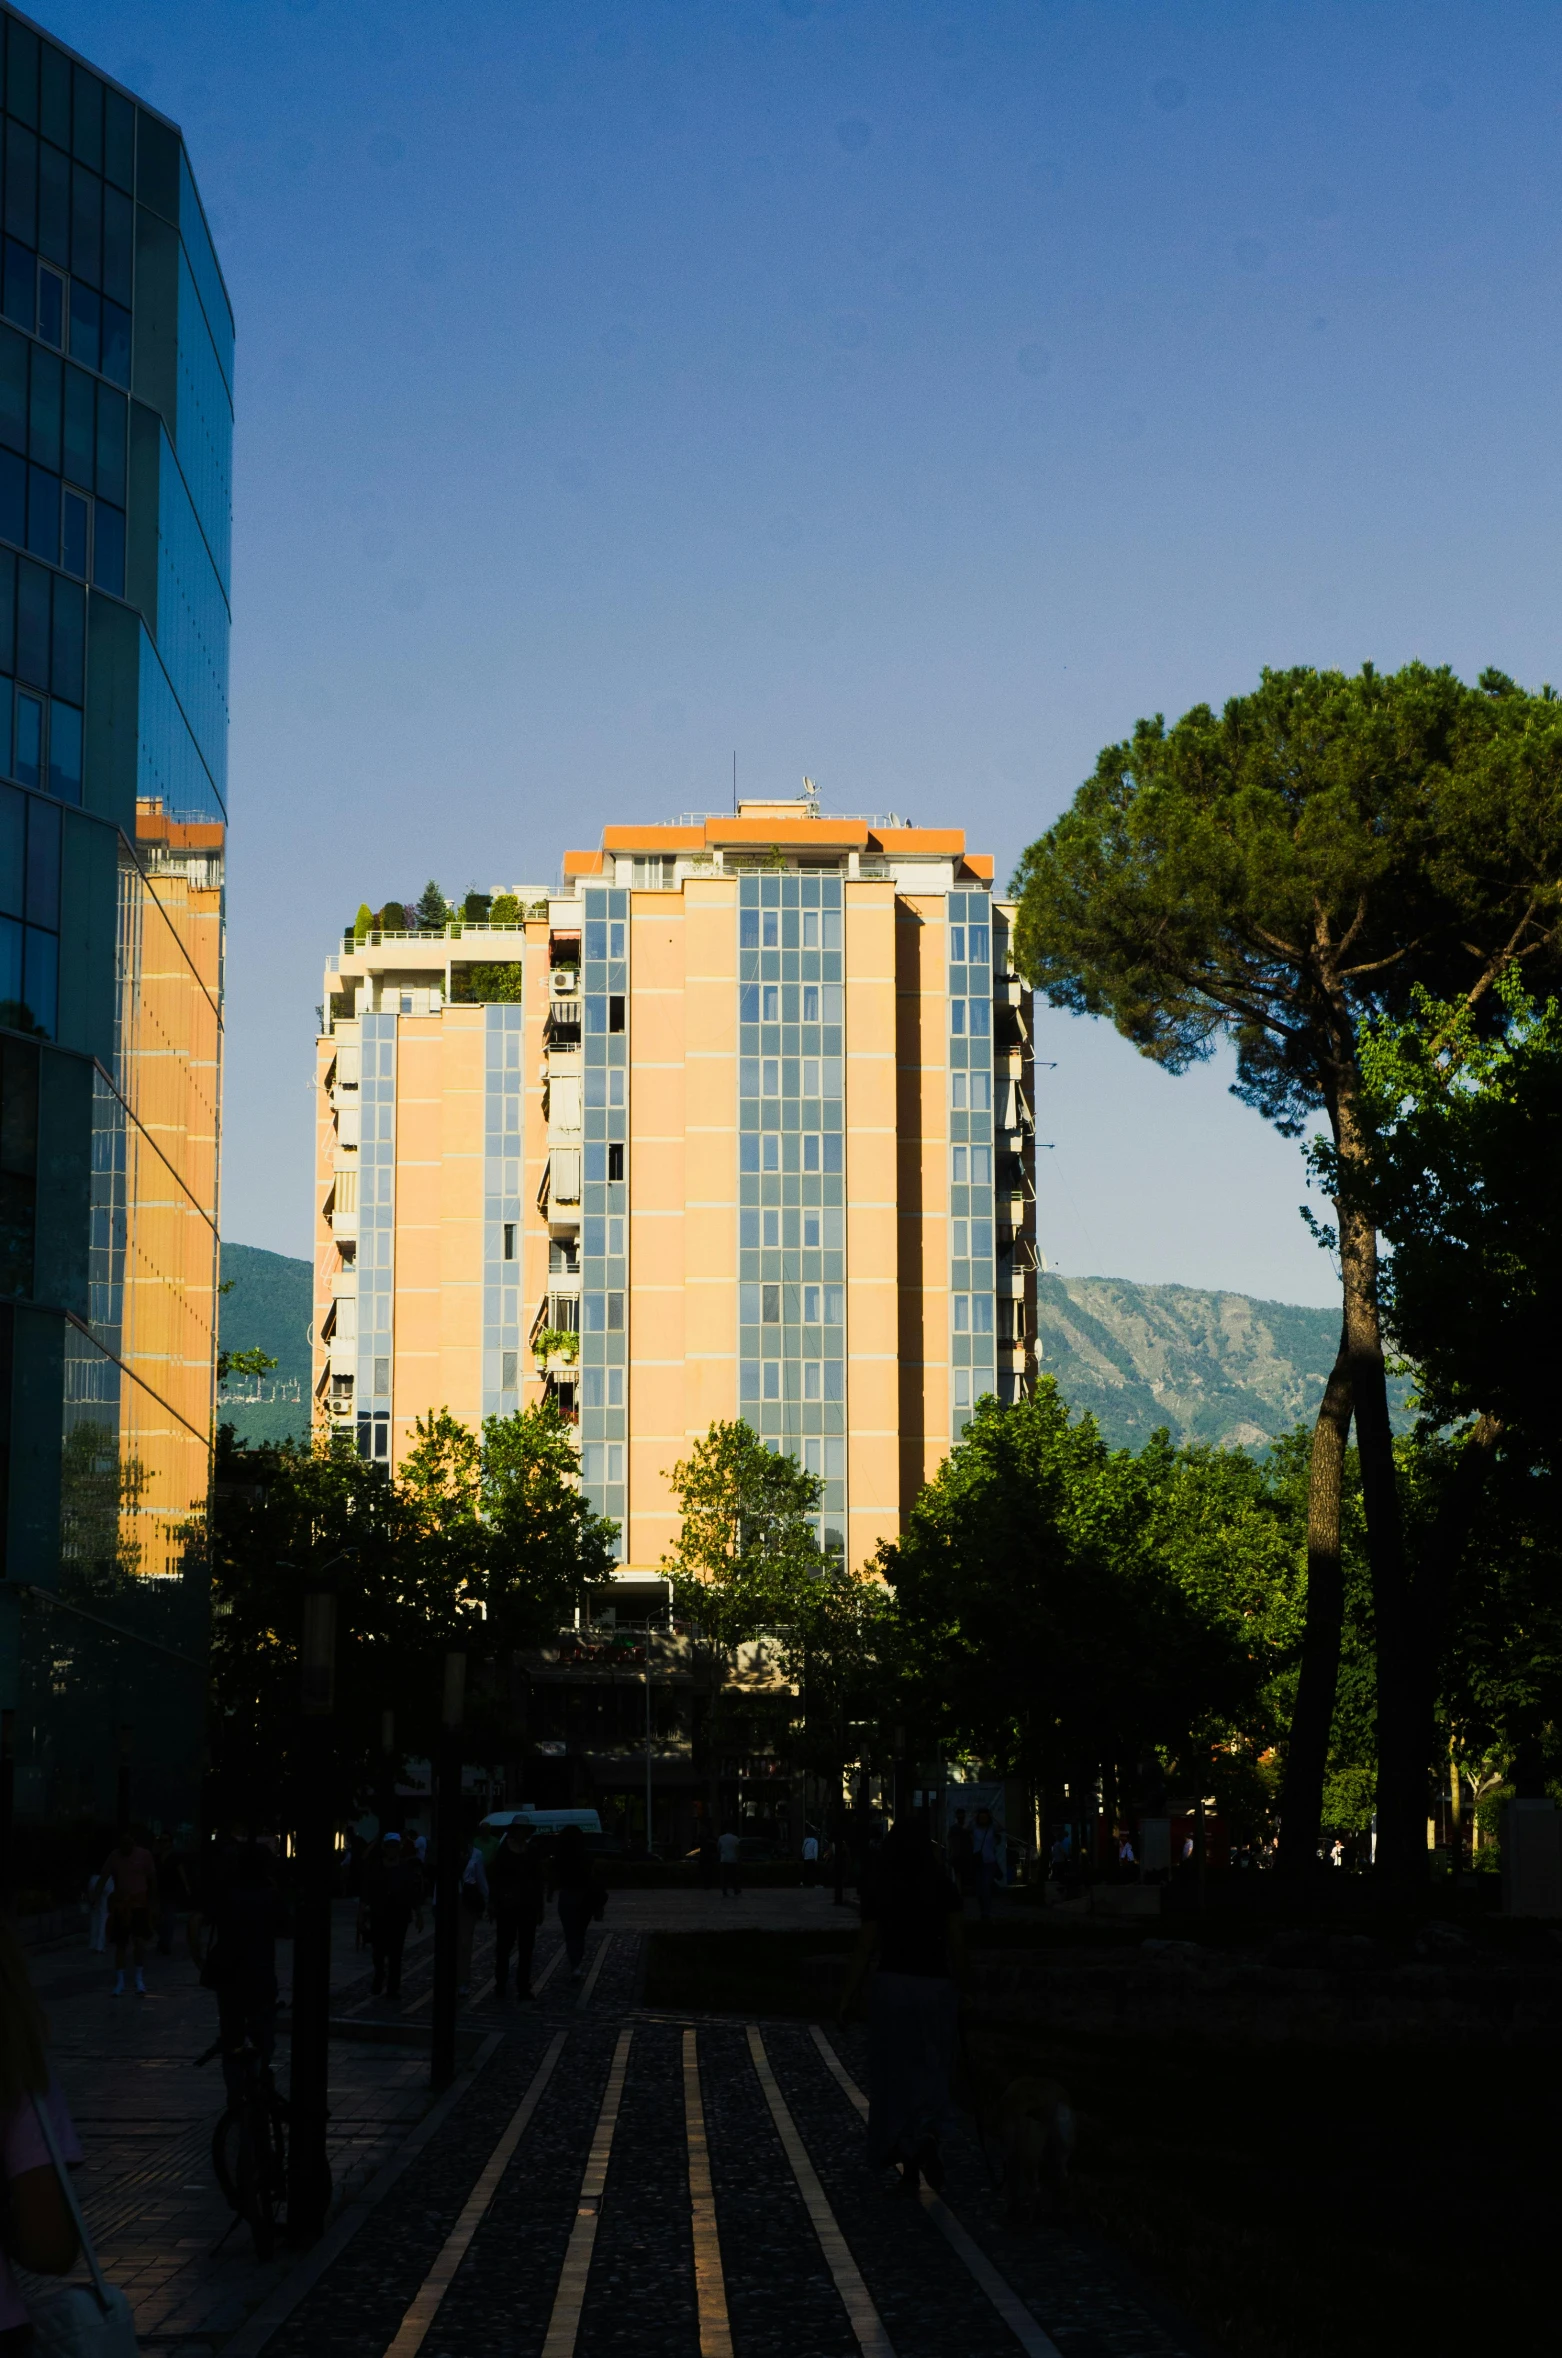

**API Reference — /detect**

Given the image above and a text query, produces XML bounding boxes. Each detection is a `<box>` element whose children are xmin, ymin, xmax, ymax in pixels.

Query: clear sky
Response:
<box><xmin>48</xmin><ymin>0</ymin><xmax>1562</xmax><ymax>1305</ymax></box>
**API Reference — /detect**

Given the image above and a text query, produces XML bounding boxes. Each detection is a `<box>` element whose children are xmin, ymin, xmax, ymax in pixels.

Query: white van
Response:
<box><xmin>478</xmin><ymin>1807</ymin><xmax>603</xmax><ymax>1843</ymax></box>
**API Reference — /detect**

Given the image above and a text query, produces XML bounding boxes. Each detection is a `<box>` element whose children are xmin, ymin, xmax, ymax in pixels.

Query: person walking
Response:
<box><xmin>456</xmin><ymin>1835</ymin><xmax>489</xmax><ymax>1997</ymax></box>
<box><xmin>801</xmin><ymin>1827</ymin><xmax>820</xmax><ymax>1888</ymax></box>
<box><xmin>717</xmin><ymin>1825</ymin><xmax>741</xmax><ymax>1900</ymax></box>
<box><xmin>972</xmin><ymin>1808</ymin><xmax>1003</xmax><ymax>1923</ymax></box>
<box><xmin>0</xmin><ymin>1920</ymin><xmax>86</xmax><ymax>2346</ymax></box>
<box><xmin>189</xmin><ymin>1835</ymin><xmax>280</xmax><ymax>2105</ymax></box>
<box><xmin>838</xmin><ymin>1814</ymin><xmax>966</xmax><ymax>2195</ymax></box>
<box><xmin>96</xmin><ymin>1825</ymin><xmax>157</xmax><ymax>1996</ymax></box>
<box><xmin>488</xmin><ymin>1823</ymin><xmax>547</xmax><ymax>2001</ymax></box>
<box><xmin>361</xmin><ymin>1831</ymin><xmax>424</xmax><ymax>1998</ymax></box>
<box><xmin>549</xmin><ymin>1824</ymin><xmax>603</xmax><ymax>1980</ymax></box>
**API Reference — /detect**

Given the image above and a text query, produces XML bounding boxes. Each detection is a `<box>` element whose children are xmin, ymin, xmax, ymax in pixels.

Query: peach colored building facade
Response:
<box><xmin>313</xmin><ymin>802</ymin><xmax>1039</xmax><ymax>1581</ymax></box>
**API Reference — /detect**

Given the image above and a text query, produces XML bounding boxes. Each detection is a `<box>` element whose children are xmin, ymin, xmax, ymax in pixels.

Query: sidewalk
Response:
<box><xmin>29</xmin><ymin>1901</ymin><xmax>437</xmax><ymax>2351</ymax></box>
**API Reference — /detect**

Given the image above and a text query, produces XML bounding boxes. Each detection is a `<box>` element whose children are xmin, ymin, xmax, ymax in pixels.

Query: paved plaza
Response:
<box><xmin>21</xmin><ymin>1893</ymin><xmax>1200</xmax><ymax>2357</ymax></box>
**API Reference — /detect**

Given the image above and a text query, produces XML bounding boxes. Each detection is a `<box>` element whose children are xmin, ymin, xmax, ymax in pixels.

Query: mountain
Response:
<box><xmin>1035</xmin><ymin>1272</ymin><xmax>1414</xmax><ymax>1453</ymax></box>
<box><xmin>212</xmin><ymin>1243</ymin><xmax>1409</xmax><ymax>1459</ymax></box>
<box><xmin>218</xmin><ymin>1241</ymin><xmax>313</xmax><ymax>1446</ymax></box>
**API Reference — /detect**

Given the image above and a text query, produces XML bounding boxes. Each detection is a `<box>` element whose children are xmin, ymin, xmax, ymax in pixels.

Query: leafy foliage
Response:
<box><xmin>1317</xmin><ymin>972</ymin><xmax>1562</xmax><ymax>1464</ymax></box>
<box><xmin>209</xmin><ymin>1403</ymin><xmax>616</xmax><ymax>1825</ymax></box>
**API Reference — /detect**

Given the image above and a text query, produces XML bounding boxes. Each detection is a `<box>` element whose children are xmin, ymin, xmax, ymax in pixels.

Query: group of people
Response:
<box><xmin>453</xmin><ymin>1819</ymin><xmax>605</xmax><ymax>1997</ymax></box>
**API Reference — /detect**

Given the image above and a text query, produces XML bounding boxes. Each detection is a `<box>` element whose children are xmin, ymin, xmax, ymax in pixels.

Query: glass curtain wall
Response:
<box><xmin>737</xmin><ymin>871</ymin><xmax>847</xmax><ymax>1557</ymax></box>
<box><xmin>578</xmin><ymin>886</ymin><xmax>627</xmax><ymax>1550</ymax></box>
<box><xmin>947</xmin><ymin>888</ymin><xmax>996</xmax><ymax>1437</ymax></box>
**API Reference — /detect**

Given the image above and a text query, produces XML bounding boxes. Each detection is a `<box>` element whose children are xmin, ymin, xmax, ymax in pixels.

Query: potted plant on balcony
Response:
<box><xmin>532</xmin><ymin>1326</ymin><xmax>580</xmax><ymax>1372</ymax></box>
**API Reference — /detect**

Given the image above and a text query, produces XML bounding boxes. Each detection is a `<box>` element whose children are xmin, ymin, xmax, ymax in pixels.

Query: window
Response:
<box><xmin>803</xmin><ymin>1284</ymin><xmax>820</xmax><ymax>1321</ymax></box>
<box><xmin>607</xmin><ymin>1217</ymin><xmax>624</xmax><ymax>1255</ymax></box>
<box><xmin>954</xmin><ymin>1370</ymin><xmax>972</xmax><ymax>1409</ymax></box>
<box><xmin>373</xmin><ymin>1356</ymin><xmax>390</xmax><ymax>1395</ymax></box>
<box><xmin>761</xmin><ymin>984</ymin><xmax>779</xmax><ymax>1020</ymax></box>
<box><xmin>950</xmin><ymin>924</ymin><xmax>965</xmax><ymax>961</ymax></box>
<box><xmin>740</xmin><ymin>910</ymin><xmax>759</xmax><ymax>949</ymax></box>
<box><xmin>802</xmin><ymin>985</ymin><xmax>819</xmax><ymax>1021</ymax></box>
<box><xmin>823</xmin><ymin>1285</ymin><xmax>843</xmax><ymax>1324</ymax></box>
<box><xmin>802</xmin><ymin>1133</ymin><xmax>820</xmax><ymax>1173</ymax></box>
<box><xmin>972</xmin><ymin>1295</ymin><xmax>994</xmax><ymax>1333</ymax></box>
<box><xmin>968</xmin><ymin>924</ymin><xmax>989</xmax><ymax>965</ymax></box>
<box><xmin>952</xmin><ymin>1220</ymin><xmax>967</xmax><ymax>1257</ymax></box>
<box><xmin>762</xmin><ymin>1059</ymin><xmax>779</xmax><ymax>1096</ymax></box>
<box><xmin>952</xmin><ymin>1145</ymin><xmax>967</xmax><ymax>1182</ymax></box>
<box><xmin>803</xmin><ymin>1211</ymin><xmax>820</xmax><ymax>1248</ymax></box>
<box><xmin>762</xmin><ymin>1361</ymin><xmax>780</xmax><ymax>1399</ymax></box>
<box><xmin>762</xmin><ymin>1209</ymin><xmax>779</xmax><ymax>1246</ymax></box>
<box><xmin>609</xmin><ymin>1367</ymin><xmax>623</xmax><ymax>1406</ymax></box>
<box><xmin>950</xmin><ymin>999</ymin><xmax>965</xmax><ymax>1035</ymax></box>
<box><xmin>762</xmin><ymin>911</ymin><xmax>779</xmax><ymax>948</ymax></box>
<box><xmin>60</xmin><ymin>487</ymin><xmax>85</xmax><ymax>576</ymax></box>
<box><xmin>607</xmin><ymin>1142</ymin><xmax>624</xmax><ymax>1181</ymax></box>
<box><xmin>970</xmin><ymin>1145</ymin><xmax>991</xmax><ymax>1184</ymax></box>
<box><xmin>607</xmin><ymin>1292</ymin><xmax>624</xmax><ymax>1329</ymax></box>
<box><xmin>36</xmin><ymin>269</ymin><xmax>61</xmax><ymax>348</ymax></box>
<box><xmin>951</xmin><ymin>1073</ymin><xmax>967</xmax><ymax>1111</ymax></box>
<box><xmin>971</xmin><ymin>1219</ymin><xmax>993</xmax><ymax>1258</ymax></box>
<box><xmin>502</xmin><ymin>1221</ymin><xmax>515</xmax><ymax>1259</ymax></box>
<box><xmin>969</xmin><ymin>999</ymin><xmax>990</xmax><ymax>1037</ymax></box>
<box><xmin>608</xmin><ymin>995</ymin><xmax>625</xmax><ymax>1032</ymax></box>
<box><xmin>762</xmin><ymin>1283</ymin><xmax>781</xmax><ymax>1322</ymax></box>
<box><xmin>802</xmin><ymin>1361</ymin><xmax>821</xmax><ymax>1400</ymax></box>
<box><xmin>802</xmin><ymin>1059</ymin><xmax>819</xmax><ymax>1096</ymax></box>
<box><xmin>954</xmin><ymin>1295</ymin><xmax>969</xmax><ymax>1333</ymax></box>
<box><xmin>802</xmin><ymin>912</ymin><xmax>819</xmax><ymax>949</ymax></box>
<box><xmin>501</xmin><ymin>1349</ymin><xmax>518</xmax><ymax>1391</ymax></box>
<box><xmin>761</xmin><ymin>1134</ymin><xmax>779</xmax><ymax>1172</ymax></box>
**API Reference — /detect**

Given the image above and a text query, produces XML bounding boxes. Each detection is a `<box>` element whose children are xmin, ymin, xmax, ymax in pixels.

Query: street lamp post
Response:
<box><xmin>429</xmin><ymin>1649</ymin><xmax>465</xmax><ymax>2092</ymax></box>
<box><xmin>287</xmin><ymin>1585</ymin><xmax>337</xmax><ymax>2244</ymax></box>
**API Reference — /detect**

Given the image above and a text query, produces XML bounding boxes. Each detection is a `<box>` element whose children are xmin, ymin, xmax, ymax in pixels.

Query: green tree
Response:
<box><xmin>216</xmin><ymin>1345</ymin><xmax>278</xmax><ymax>1386</ymax></box>
<box><xmin>1011</xmin><ymin>663</ymin><xmax>1562</xmax><ymax>1877</ymax></box>
<box><xmin>416</xmin><ymin>879</ymin><xmax>451</xmax><ymax>931</ymax></box>
<box><xmin>662</xmin><ymin>1420</ymin><xmax>823</xmax><ymax>1818</ymax></box>
<box><xmin>463</xmin><ymin>889</ymin><xmax>493</xmax><ymax>923</ymax></box>
<box><xmin>879</xmin><ymin>1384</ymin><xmax>1257</xmax><ymax>1838</ymax></box>
<box><xmin>377</xmin><ymin>900</ymin><xmax>407</xmax><ymax>934</ymax></box>
<box><xmin>489</xmin><ymin>893</ymin><xmax>522</xmax><ymax>924</ymax></box>
<box><xmin>353</xmin><ymin>903</ymin><xmax>374</xmax><ymax>942</ymax></box>
<box><xmin>450</xmin><ymin>963</ymin><xmax>525</xmax><ymax>1004</ymax></box>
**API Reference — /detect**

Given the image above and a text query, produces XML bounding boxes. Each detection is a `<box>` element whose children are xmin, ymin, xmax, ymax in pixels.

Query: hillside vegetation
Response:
<box><xmin>1036</xmin><ymin>1272</ymin><xmax>1414</xmax><ymax>1452</ymax></box>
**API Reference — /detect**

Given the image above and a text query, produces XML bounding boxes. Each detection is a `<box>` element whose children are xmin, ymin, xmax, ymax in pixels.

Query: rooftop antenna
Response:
<box><xmin>732</xmin><ymin>751</ymin><xmax>737</xmax><ymax>814</ymax></box>
<box><xmin>802</xmin><ymin>774</ymin><xmax>819</xmax><ymax>816</ymax></box>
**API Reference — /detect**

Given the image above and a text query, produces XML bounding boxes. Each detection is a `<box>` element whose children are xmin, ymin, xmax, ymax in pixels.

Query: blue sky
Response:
<box><xmin>47</xmin><ymin>0</ymin><xmax>1562</xmax><ymax>1303</ymax></box>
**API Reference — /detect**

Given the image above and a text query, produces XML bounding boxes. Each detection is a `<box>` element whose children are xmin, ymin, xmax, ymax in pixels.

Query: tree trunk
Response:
<box><xmin>1278</xmin><ymin>1327</ymin><xmax>1353</xmax><ymax>1874</ymax></box>
<box><xmin>1448</xmin><ymin>1736</ymin><xmax>1463</xmax><ymax>1874</ymax></box>
<box><xmin>1332</xmin><ymin>1082</ymin><xmax>1418</xmax><ymax>1882</ymax></box>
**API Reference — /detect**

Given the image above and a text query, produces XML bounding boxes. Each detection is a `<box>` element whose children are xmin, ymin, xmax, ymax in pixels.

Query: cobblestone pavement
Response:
<box><xmin>25</xmin><ymin>1902</ymin><xmax>1207</xmax><ymax>2358</ymax></box>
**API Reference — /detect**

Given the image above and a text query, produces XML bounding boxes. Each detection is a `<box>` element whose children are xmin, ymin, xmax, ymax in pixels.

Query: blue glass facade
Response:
<box><xmin>946</xmin><ymin>888</ymin><xmax>996</xmax><ymax>1438</ymax></box>
<box><xmin>736</xmin><ymin>872</ymin><xmax>847</xmax><ymax>1555</ymax></box>
<box><xmin>577</xmin><ymin>886</ymin><xmax>628</xmax><ymax>1551</ymax></box>
<box><xmin>0</xmin><ymin>16</ymin><xmax>232</xmax><ymax>1831</ymax></box>
<box><xmin>482</xmin><ymin>1001</ymin><xmax>525</xmax><ymax>1421</ymax></box>
<box><xmin>355</xmin><ymin>1014</ymin><xmax>395</xmax><ymax>1461</ymax></box>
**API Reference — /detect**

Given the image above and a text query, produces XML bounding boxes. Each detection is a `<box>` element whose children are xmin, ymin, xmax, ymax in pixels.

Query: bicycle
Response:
<box><xmin>196</xmin><ymin>2016</ymin><xmax>293</xmax><ymax>2261</ymax></box>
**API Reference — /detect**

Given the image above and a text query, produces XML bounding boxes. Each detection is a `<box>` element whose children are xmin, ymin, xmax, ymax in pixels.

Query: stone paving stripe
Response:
<box><xmin>807</xmin><ymin>2027</ymin><xmax>1063</xmax><ymax>2358</ymax></box>
<box><xmin>575</xmin><ymin>1931</ymin><xmax>614</xmax><ymax>2010</ymax></box>
<box><xmin>534</xmin><ymin>1939</ymin><xmax>566</xmax><ymax>1994</ymax></box>
<box><xmin>540</xmin><ymin>2022</ymin><xmax>634</xmax><ymax>2358</ymax></box>
<box><xmin>381</xmin><ymin>2030</ymin><xmax>568</xmax><ymax>2357</ymax></box>
<box><xmin>222</xmin><ymin>2030</ymin><xmax>505</xmax><ymax>2357</ymax></box>
<box><xmin>746</xmin><ymin>2025</ymin><xmax>895</xmax><ymax>2358</ymax></box>
<box><xmin>683</xmin><ymin>2029</ymin><xmax>734</xmax><ymax>2358</ymax></box>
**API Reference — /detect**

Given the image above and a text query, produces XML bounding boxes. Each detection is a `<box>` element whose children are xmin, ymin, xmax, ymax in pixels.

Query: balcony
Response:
<box><xmin>546</xmin><ymin>998</ymin><xmax>582</xmax><ymax>1042</ymax></box>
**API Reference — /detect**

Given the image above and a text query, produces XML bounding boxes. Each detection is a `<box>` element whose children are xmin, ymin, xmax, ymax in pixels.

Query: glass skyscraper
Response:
<box><xmin>0</xmin><ymin>11</ymin><xmax>230</xmax><ymax>1834</ymax></box>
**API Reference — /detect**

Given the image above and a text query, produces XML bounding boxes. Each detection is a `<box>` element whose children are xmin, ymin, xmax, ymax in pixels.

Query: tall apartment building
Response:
<box><xmin>315</xmin><ymin>803</ymin><xmax>1038</xmax><ymax>1582</ymax></box>
<box><xmin>0</xmin><ymin>13</ymin><xmax>231</xmax><ymax>1829</ymax></box>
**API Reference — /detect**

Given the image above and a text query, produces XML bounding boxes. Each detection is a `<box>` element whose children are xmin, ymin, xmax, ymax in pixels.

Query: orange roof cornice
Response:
<box><xmin>601</xmin><ymin>826</ymin><xmax>707</xmax><ymax>852</ymax></box>
<box><xmin>563</xmin><ymin>849</ymin><xmax>606</xmax><ymax>877</ymax></box>
<box><xmin>704</xmin><ymin>816</ymin><xmax>869</xmax><ymax>849</ymax></box>
<box><xmin>868</xmin><ymin>827</ymin><xmax>965</xmax><ymax>856</ymax></box>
